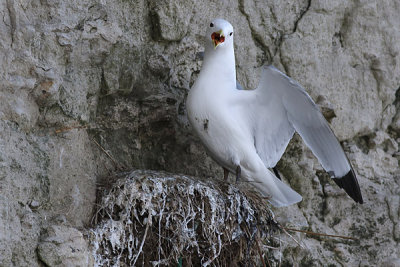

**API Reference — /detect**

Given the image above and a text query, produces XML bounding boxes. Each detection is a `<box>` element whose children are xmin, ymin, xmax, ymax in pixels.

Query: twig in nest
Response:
<box><xmin>283</xmin><ymin>227</ymin><xmax>357</xmax><ymax>241</ymax></box>
<box><xmin>91</xmin><ymin>138</ymin><xmax>123</xmax><ymax>170</ymax></box>
<box><xmin>262</xmin><ymin>244</ymin><xmax>280</xmax><ymax>250</ymax></box>
<box><xmin>279</xmin><ymin>227</ymin><xmax>304</xmax><ymax>249</ymax></box>
<box><xmin>54</xmin><ymin>125</ymin><xmax>88</xmax><ymax>134</ymax></box>
<box><xmin>244</xmin><ymin>224</ymin><xmax>267</xmax><ymax>267</ymax></box>
<box><xmin>132</xmin><ymin>213</ymin><xmax>152</xmax><ymax>266</ymax></box>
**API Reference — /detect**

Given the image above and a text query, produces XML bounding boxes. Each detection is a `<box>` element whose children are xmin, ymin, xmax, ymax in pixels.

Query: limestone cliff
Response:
<box><xmin>0</xmin><ymin>0</ymin><xmax>399</xmax><ymax>266</ymax></box>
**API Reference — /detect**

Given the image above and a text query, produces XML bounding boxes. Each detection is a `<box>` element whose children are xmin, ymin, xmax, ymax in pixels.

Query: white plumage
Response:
<box><xmin>187</xmin><ymin>19</ymin><xmax>363</xmax><ymax>207</ymax></box>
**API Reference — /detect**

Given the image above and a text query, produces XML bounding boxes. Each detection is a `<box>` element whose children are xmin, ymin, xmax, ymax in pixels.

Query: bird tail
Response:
<box><xmin>255</xmin><ymin>170</ymin><xmax>302</xmax><ymax>207</ymax></box>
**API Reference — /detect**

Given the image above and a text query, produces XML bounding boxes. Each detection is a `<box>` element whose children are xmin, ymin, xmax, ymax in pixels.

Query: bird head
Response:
<box><xmin>206</xmin><ymin>19</ymin><xmax>234</xmax><ymax>49</ymax></box>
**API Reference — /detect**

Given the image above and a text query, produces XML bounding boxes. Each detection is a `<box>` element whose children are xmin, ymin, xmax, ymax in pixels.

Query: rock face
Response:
<box><xmin>0</xmin><ymin>0</ymin><xmax>399</xmax><ymax>266</ymax></box>
<box><xmin>37</xmin><ymin>225</ymin><xmax>93</xmax><ymax>267</ymax></box>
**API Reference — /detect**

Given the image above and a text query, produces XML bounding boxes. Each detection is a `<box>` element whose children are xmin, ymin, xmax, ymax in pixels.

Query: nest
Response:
<box><xmin>90</xmin><ymin>170</ymin><xmax>283</xmax><ymax>266</ymax></box>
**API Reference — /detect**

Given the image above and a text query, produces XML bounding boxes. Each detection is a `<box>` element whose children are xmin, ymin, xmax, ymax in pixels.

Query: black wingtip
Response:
<box><xmin>332</xmin><ymin>169</ymin><xmax>363</xmax><ymax>204</ymax></box>
<box><xmin>272</xmin><ymin>167</ymin><xmax>282</xmax><ymax>180</ymax></box>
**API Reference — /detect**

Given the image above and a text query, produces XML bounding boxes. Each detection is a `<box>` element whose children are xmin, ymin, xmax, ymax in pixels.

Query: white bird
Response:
<box><xmin>186</xmin><ymin>19</ymin><xmax>363</xmax><ymax>207</ymax></box>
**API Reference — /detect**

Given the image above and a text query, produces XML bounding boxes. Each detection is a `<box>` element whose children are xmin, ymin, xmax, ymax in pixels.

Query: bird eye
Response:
<box><xmin>210</xmin><ymin>23</ymin><xmax>214</xmax><ymax>27</ymax></box>
<box><xmin>229</xmin><ymin>32</ymin><xmax>233</xmax><ymax>36</ymax></box>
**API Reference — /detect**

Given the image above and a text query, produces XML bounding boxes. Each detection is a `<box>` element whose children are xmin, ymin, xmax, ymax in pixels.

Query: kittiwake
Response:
<box><xmin>186</xmin><ymin>18</ymin><xmax>363</xmax><ymax>207</ymax></box>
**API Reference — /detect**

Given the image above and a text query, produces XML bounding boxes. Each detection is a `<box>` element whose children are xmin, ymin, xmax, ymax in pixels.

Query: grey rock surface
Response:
<box><xmin>0</xmin><ymin>0</ymin><xmax>399</xmax><ymax>266</ymax></box>
<box><xmin>37</xmin><ymin>225</ymin><xmax>93</xmax><ymax>267</ymax></box>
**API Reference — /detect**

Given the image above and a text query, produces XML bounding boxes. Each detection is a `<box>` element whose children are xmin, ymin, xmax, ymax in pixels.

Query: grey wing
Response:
<box><xmin>237</xmin><ymin>81</ymin><xmax>295</xmax><ymax>168</ymax></box>
<box><xmin>250</xmin><ymin>65</ymin><xmax>363</xmax><ymax>204</ymax></box>
<box><xmin>251</xmin><ymin>91</ymin><xmax>295</xmax><ymax>169</ymax></box>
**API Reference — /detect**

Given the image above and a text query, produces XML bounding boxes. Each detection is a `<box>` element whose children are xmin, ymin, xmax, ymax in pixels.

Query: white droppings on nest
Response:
<box><xmin>90</xmin><ymin>170</ymin><xmax>281</xmax><ymax>266</ymax></box>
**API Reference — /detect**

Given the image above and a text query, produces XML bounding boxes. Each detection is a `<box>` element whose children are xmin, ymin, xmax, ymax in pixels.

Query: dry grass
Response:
<box><xmin>90</xmin><ymin>170</ymin><xmax>282</xmax><ymax>266</ymax></box>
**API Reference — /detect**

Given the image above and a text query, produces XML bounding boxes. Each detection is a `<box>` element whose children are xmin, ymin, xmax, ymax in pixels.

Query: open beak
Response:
<box><xmin>211</xmin><ymin>30</ymin><xmax>225</xmax><ymax>48</ymax></box>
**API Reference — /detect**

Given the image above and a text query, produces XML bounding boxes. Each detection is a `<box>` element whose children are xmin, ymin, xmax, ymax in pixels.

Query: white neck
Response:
<box><xmin>198</xmin><ymin>42</ymin><xmax>236</xmax><ymax>89</ymax></box>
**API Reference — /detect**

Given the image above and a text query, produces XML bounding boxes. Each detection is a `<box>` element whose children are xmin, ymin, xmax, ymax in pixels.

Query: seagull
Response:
<box><xmin>186</xmin><ymin>18</ymin><xmax>363</xmax><ymax>207</ymax></box>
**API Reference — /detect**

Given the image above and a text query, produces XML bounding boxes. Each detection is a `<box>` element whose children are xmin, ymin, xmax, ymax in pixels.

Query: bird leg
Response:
<box><xmin>236</xmin><ymin>165</ymin><xmax>241</xmax><ymax>183</ymax></box>
<box><xmin>223</xmin><ymin>167</ymin><xmax>229</xmax><ymax>181</ymax></box>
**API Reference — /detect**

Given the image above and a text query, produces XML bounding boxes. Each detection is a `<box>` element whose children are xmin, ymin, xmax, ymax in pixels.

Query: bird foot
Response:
<box><xmin>236</xmin><ymin>165</ymin><xmax>241</xmax><ymax>183</ymax></box>
<box><xmin>223</xmin><ymin>167</ymin><xmax>229</xmax><ymax>181</ymax></box>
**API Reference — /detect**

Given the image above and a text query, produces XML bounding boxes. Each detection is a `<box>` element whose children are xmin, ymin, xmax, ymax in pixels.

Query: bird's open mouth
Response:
<box><xmin>211</xmin><ymin>31</ymin><xmax>225</xmax><ymax>48</ymax></box>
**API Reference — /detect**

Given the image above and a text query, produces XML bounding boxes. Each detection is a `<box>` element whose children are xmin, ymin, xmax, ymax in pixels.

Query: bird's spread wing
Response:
<box><xmin>239</xmin><ymin>65</ymin><xmax>363</xmax><ymax>203</ymax></box>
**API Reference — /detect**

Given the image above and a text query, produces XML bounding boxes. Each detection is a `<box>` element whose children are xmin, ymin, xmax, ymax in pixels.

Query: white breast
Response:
<box><xmin>187</xmin><ymin>86</ymin><xmax>252</xmax><ymax>170</ymax></box>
